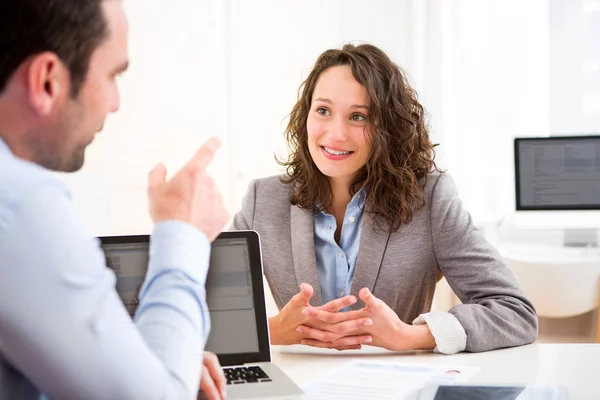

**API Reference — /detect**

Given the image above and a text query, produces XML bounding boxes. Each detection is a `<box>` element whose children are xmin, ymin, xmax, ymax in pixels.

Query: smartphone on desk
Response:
<box><xmin>417</xmin><ymin>383</ymin><xmax>569</xmax><ymax>400</ymax></box>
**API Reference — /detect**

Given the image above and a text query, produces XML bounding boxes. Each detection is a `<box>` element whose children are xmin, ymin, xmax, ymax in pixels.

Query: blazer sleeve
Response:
<box><xmin>430</xmin><ymin>173</ymin><xmax>538</xmax><ymax>352</ymax></box>
<box><xmin>230</xmin><ymin>180</ymin><xmax>257</xmax><ymax>231</ymax></box>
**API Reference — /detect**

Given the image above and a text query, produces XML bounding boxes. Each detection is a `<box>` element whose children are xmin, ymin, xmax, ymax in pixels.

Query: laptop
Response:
<box><xmin>99</xmin><ymin>231</ymin><xmax>304</xmax><ymax>400</ymax></box>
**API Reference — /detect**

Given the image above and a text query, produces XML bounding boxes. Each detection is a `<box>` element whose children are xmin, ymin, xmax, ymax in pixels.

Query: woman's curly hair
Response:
<box><xmin>279</xmin><ymin>43</ymin><xmax>441</xmax><ymax>232</ymax></box>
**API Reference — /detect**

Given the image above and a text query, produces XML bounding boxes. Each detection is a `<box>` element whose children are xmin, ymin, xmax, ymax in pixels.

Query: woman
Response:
<box><xmin>231</xmin><ymin>44</ymin><xmax>537</xmax><ymax>354</ymax></box>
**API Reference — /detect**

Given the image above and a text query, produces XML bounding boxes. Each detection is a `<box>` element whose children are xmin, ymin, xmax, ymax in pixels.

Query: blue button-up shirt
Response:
<box><xmin>0</xmin><ymin>137</ymin><xmax>210</xmax><ymax>400</ymax></box>
<box><xmin>314</xmin><ymin>189</ymin><xmax>366</xmax><ymax>306</ymax></box>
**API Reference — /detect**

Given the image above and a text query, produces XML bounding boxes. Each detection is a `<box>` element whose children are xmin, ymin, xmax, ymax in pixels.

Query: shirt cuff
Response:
<box><xmin>413</xmin><ymin>312</ymin><xmax>467</xmax><ymax>355</ymax></box>
<box><xmin>148</xmin><ymin>220</ymin><xmax>211</xmax><ymax>286</ymax></box>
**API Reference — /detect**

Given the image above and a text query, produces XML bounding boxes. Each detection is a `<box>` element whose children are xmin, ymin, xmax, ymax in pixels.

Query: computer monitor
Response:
<box><xmin>514</xmin><ymin>135</ymin><xmax>600</xmax><ymax>246</ymax></box>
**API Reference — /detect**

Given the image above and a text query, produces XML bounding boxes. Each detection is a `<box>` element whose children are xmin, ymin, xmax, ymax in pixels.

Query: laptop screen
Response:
<box><xmin>99</xmin><ymin>231</ymin><xmax>270</xmax><ymax>366</ymax></box>
<box><xmin>101</xmin><ymin>239</ymin><xmax>149</xmax><ymax>317</ymax></box>
<box><xmin>204</xmin><ymin>236</ymin><xmax>259</xmax><ymax>355</ymax></box>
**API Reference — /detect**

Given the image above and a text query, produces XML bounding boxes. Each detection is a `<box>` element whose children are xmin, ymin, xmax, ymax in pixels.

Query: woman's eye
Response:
<box><xmin>316</xmin><ymin>107</ymin><xmax>330</xmax><ymax>116</ymax></box>
<box><xmin>351</xmin><ymin>114</ymin><xmax>366</xmax><ymax>122</ymax></box>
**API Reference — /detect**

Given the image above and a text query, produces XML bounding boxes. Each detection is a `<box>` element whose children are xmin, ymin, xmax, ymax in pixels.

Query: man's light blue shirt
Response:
<box><xmin>0</xmin><ymin>138</ymin><xmax>210</xmax><ymax>400</ymax></box>
<box><xmin>314</xmin><ymin>189</ymin><xmax>366</xmax><ymax>306</ymax></box>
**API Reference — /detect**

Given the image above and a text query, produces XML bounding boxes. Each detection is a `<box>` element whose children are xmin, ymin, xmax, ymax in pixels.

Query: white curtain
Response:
<box><xmin>405</xmin><ymin>0</ymin><xmax>553</xmax><ymax>312</ymax></box>
<box><xmin>406</xmin><ymin>0</ymin><xmax>600</xmax><ymax>226</ymax></box>
<box><xmin>405</xmin><ymin>0</ymin><xmax>552</xmax><ymax>226</ymax></box>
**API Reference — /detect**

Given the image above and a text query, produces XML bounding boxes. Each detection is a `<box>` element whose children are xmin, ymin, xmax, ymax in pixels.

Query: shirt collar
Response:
<box><xmin>317</xmin><ymin>187</ymin><xmax>367</xmax><ymax>216</ymax></box>
<box><xmin>354</xmin><ymin>187</ymin><xmax>367</xmax><ymax>209</ymax></box>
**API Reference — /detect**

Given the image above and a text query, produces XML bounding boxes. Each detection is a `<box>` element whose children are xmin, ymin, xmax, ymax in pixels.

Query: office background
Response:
<box><xmin>57</xmin><ymin>0</ymin><xmax>600</xmax><ymax>340</ymax></box>
<box><xmin>60</xmin><ymin>0</ymin><xmax>599</xmax><ymax>235</ymax></box>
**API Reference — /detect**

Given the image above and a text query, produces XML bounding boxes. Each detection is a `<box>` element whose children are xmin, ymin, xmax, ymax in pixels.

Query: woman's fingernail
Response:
<box><xmin>296</xmin><ymin>326</ymin><xmax>303</xmax><ymax>333</ymax></box>
<box><xmin>364</xmin><ymin>319</ymin><xmax>373</xmax><ymax>326</ymax></box>
<box><xmin>302</xmin><ymin>308</ymin><xmax>310</xmax><ymax>316</ymax></box>
<box><xmin>349</xmin><ymin>296</ymin><xmax>356</xmax><ymax>304</ymax></box>
<box><xmin>364</xmin><ymin>337</ymin><xmax>372</xmax><ymax>343</ymax></box>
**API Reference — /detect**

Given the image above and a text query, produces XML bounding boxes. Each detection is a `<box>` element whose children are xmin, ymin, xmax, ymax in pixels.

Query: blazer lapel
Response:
<box><xmin>350</xmin><ymin>216</ymin><xmax>391</xmax><ymax>310</ymax></box>
<box><xmin>290</xmin><ymin>205</ymin><xmax>323</xmax><ymax>306</ymax></box>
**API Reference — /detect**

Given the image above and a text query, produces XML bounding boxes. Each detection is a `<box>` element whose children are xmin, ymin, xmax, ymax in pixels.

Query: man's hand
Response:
<box><xmin>147</xmin><ymin>137</ymin><xmax>228</xmax><ymax>241</ymax></box>
<box><xmin>299</xmin><ymin>288</ymin><xmax>436</xmax><ymax>351</ymax></box>
<box><xmin>198</xmin><ymin>352</ymin><xmax>226</xmax><ymax>400</ymax></box>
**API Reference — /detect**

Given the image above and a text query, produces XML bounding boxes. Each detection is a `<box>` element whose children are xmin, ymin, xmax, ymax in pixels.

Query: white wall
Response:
<box><xmin>62</xmin><ymin>0</ymin><xmax>230</xmax><ymax>235</ymax></box>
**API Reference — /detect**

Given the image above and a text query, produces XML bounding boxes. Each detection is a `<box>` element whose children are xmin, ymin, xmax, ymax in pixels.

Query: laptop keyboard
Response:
<box><xmin>224</xmin><ymin>366</ymin><xmax>272</xmax><ymax>385</ymax></box>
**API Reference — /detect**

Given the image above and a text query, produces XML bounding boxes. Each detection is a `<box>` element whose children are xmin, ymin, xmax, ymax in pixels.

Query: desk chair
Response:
<box><xmin>503</xmin><ymin>255</ymin><xmax>600</xmax><ymax>343</ymax></box>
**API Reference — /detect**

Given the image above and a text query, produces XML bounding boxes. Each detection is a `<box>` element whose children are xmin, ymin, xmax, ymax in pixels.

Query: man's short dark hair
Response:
<box><xmin>0</xmin><ymin>0</ymin><xmax>108</xmax><ymax>97</ymax></box>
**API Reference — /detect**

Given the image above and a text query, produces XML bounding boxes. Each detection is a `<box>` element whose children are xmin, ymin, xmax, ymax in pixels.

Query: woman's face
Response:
<box><xmin>306</xmin><ymin>65</ymin><xmax>371</xmax><ymax>187</ymax></box>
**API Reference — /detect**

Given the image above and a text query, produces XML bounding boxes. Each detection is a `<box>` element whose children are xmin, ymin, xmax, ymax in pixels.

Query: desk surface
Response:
<box><xmin>272</xmin><ymin>343</ymin><xmax>600</xmax><ymax>399</ymax></box>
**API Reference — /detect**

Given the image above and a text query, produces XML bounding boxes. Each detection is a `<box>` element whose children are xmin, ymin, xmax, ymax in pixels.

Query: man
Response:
<box><xmin>0</xmin><ymin>1</ymin><xmax>228</xmax><ymax>399</ymax></box>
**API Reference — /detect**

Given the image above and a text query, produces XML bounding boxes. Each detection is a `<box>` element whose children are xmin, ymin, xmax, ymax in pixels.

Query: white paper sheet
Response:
<box><xmin>302</xmin><ymin>359</ymin><xmax>479</xmax><ymax>400</ymax></box>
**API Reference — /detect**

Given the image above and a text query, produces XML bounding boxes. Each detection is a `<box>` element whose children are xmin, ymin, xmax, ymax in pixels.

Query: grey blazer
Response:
<box><xmin>231</xmin><ymin>172</ymin><xmax>538</xmax><ymax>352</ymax></box>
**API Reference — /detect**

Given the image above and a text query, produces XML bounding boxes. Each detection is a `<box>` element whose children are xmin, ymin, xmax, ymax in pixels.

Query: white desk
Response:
<box><xmin>272</xmin><ymin>343</ymin><xmax>600</xmax><ymax>399</ymax></box>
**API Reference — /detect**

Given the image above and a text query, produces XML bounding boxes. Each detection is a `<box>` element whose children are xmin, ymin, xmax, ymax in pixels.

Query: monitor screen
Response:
<box><xmin>515</xmin><ymin>136</ymin><xmax>600</xmax><ymax>210</ymax></box>
<box><xmin>100</xmin><ymin>234</ymin><xmax>260</xmax><ymax>356</ymax></box>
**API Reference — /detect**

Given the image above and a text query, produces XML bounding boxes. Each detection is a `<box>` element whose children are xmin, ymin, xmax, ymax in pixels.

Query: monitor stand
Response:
<box><xmin>563</xmin><ymin>229</ymin><xmax>598</xmax><ymax>247</ymax></box>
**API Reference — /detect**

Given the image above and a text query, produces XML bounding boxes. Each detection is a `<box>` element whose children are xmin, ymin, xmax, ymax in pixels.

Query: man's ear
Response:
<box><xmin>26</xmin><ymin>52</ymin><xmax>68</xmax><ymax>116</ymax></box>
